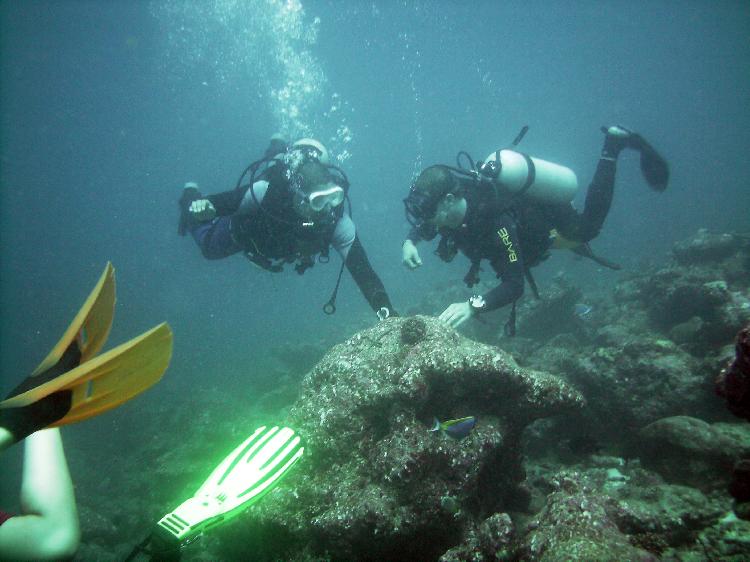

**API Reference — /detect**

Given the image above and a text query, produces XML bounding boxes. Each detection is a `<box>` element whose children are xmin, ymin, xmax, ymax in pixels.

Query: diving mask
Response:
<box><xmin>306</xmin><ymin>185</ymin><xmax>345</xmax><ymax>212</ymax></box>
<box><xmin>403</xmin><ymin>189</ymin><xmax>439</xmax><ymax>229</ymax></box>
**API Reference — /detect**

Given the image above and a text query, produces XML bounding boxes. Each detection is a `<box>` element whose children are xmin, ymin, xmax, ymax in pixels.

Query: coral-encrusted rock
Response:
<box><xmin>604</xmin><ymin>481</ymin><xmax>725</xmax><ymax>545</ymax></box>
<box><xmin>518</xmin><ymin>471</ymin><xmax>657</xmax><ymax>561</ymax></box>
<box><xmin>637</xmin><ymin>416</ymin><xmax>750</xmax><ymax>490</ymax></box>
<box><xmin>438</xmin><ymin>513</ymin><xmax>514</xmax><ymax>562</ymax></box>
<box><xmin>236</xmin><ymin>316</ymin><xmax>584</xmax><ymax>561</ymax></box>
<box><xmin>641</xmin><ymin>272</ymin><xmax>747</xmax><ymax>340</ymax></box>
<box><xmin>521</xmin><ymin>463</ymin><xmax>739</xmax><ymax>560</ymax></box>
<box><xmin>400</xmin><ymin>316</ymin><xmax>429</xmax><ymax>345</ymax></box>
<box><xmin>672</xmin><ymin>229</ymin><xmax>741</xmax><ymax>266</ymax></box>
<box><xmin>552</xmin><ymin>336</ymin><xmax>715</xmax><ymax>441</ymax></box>
<box><xmin>617</xmin><ymin>231</ymin><xmax>750</xmax><ymax>349</ymax></box>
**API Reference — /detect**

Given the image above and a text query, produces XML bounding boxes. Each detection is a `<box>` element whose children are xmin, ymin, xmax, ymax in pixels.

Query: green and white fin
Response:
<box><xmin>156</xmin><ymin>426</ymin><xmax>304</xmax><ymax>543</ymax></box>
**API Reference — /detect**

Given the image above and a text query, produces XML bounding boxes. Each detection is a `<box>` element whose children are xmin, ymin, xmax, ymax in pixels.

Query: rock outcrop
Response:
<box><xmin>226</xmin><ymin>316</ymin><xmax>584</xmax><ymax>560</ymax></box>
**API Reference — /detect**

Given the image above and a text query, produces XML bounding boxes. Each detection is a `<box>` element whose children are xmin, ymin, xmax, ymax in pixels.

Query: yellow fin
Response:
<box><xmin>550</xmin><ymin>229</ymin><xmax>581</xmax><ymax>250</ymax></box>
<box><xmin>2</xmin><ymin>323</ymin><xmax>173</xmax><ymax>426</ymax></box>
<box><xmin>32</xmin><ymin>262</ymin><xmax>116</xmax><ymax>376</ymax></box>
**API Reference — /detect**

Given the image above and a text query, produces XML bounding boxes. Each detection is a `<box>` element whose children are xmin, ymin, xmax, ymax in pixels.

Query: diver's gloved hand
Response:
<box><xmin>402</xmin><ymin>240</ymin><xmax>422</xmax><ymax>269</ymax></box>
<box><xmin>189</xmin><ymin>199</ymin><xmax>217</xmax><ymax>222</ymax></box>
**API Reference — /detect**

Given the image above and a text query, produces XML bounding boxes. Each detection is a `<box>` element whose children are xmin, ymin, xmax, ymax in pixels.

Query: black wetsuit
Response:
<box><xmin>408</xmin><ymin>158</ymin><xmax>616</xmax><ymax>312</ymax></box>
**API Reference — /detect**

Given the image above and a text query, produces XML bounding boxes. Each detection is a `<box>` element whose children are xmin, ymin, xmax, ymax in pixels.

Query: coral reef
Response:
<box><xmin>519</xmin><ymin>470</ymin><xmax>657</xmax><ymax>561</ymax></box>
<box><xmin>237</xmin><ymin>316</ymin><xmax>584</xmax><ymax>560</ymax></box>
<box><xmin>637</xmin><ymin>416</ymin><xmax>750</xmax><ymax>491</ymax></box>
<box><xmin>672</xmin><ymin>229</ymin><xmax>748</xmax><ymax>269</ymax></box>
<box><xmin>618</xmin><ymin>230</ymin><xmax>750</xmax><ymax>352</ymax></box>
<box><xmin>476</xmin><ymin>230</ymin><xmax>750</xmax><ymax>452</ymax></box>
<box><xmin>438</xmin><ymin>513</ymin><xmax>514</xmax><ymax>561</ymax></box>
<box><xmin>59</xmin><ymin>230</ymin><xmax>750</xmax><ymax>560</ymax></box>
<box><xmin>520</xmin><ymin>461</ymin><xmax>743</xmax><ymax>562</ymax></box>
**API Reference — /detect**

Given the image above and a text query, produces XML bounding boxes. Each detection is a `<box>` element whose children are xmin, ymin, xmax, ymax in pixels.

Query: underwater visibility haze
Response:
<box><xmin>1</xmin><ymin>1</ymin><xmax>749</xmax><ymax>560</ymax></box>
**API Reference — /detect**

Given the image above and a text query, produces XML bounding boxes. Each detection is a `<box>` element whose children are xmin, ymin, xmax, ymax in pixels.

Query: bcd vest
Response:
<box><xmin>230</xmin><ymin>169</ymin><xmax>339</xmax><ymax>273</ymax></box>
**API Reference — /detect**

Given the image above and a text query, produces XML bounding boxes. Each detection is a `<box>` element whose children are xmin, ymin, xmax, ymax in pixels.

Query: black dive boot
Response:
<box><xmin>600</xmin><ymin>125</ymin><xmax>670</xmax><ymax>191</ymax></box>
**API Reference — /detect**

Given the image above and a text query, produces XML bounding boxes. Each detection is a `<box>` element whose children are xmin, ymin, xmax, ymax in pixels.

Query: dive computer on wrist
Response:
<box><xmin>469</xmin><ymin>295</ymin><xmax>486</xmax><ymax>314</ymax></box>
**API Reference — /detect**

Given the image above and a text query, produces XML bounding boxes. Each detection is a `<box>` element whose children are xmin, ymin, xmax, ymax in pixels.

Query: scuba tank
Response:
<box><xmin>453</xmin><ymin>126</ymin><xmax>579</xmax><ymax>206</ymax></box>
<box><xmin>481</xmin><ymin>149</ymin><xmax>578</xmax><ymax>205</ymax></box>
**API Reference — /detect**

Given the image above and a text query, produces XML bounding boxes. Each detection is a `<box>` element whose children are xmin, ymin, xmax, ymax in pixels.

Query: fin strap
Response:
<box><xmin>0</xmin><ymin>391</ymin><xmax>72</xmax><ymax>444</ymax></box>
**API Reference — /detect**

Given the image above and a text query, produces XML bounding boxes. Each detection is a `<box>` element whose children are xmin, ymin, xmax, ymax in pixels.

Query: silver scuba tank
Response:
<box><xmin>482</xmin><ymin>149</ymin><xmax>578</xmax><ymax>205</ymax></box>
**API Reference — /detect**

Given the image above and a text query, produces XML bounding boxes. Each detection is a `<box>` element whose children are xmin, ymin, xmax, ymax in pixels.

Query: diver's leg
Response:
<box><xmin>20</xmin><ymin>429</ymin><xmax>78</xmax><ymax>536</ymax></box>
<box><xmin>577</xmin><ymin>127</ymin><xmax>629</xmax><ymax>242</ymax></box>
<box><xmin>0</xmin><ymin>429</ymin><xmax>80</xmax><ymax>559</ymax></box>
<box><xmin>191</xmin><ymin>217</ymin><xmax>241</xmax><ymax>260</ymax></box>
<box><xmin>579</xmin><ymin>158</ymin><xmax>616</xmax><ymax>242</ymax></box>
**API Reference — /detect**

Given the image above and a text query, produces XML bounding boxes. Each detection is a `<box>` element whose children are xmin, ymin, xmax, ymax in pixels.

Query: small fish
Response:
<box><xmin>430</xmin><ymin>416</ymin><xmax>476</xmax><ymax>440</ymax></box>
<box><xmin>574</xmin><ymin>303</ymin><xmax>592</xmax><ymax>318</ymax></box>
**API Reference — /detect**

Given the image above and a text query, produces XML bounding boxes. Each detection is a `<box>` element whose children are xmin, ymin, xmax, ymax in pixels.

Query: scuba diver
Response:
<box><xmin>178</xmin><ymin>137</ymin><xmax>397</xmax><ymax>318</ymax></box>
<box><xmin>402</xmin><ymin>125</ymin><xmax>670</xmax><ymax>332</ymax></box>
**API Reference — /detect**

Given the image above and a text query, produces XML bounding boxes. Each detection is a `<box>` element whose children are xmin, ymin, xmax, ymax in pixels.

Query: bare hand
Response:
<box><xmin>439</xmin><ymin>301</ymin><xmax>474</xmax><ymax>328</ymax></box>
<box><xmin>402</xmin><ymin>240</ymin><xmax>423</xmax><ymax>269</ymax></box>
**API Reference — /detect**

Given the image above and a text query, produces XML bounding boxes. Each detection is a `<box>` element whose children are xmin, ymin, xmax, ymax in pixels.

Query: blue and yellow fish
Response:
<box><xmin>430</xmin><ymin>416</ymin><xmax>476</xmax><ymax>440</ymax></box>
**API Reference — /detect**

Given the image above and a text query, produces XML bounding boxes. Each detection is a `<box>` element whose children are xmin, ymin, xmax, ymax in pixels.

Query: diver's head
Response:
<box><xmin>291</xmin><ymin>138</ymin><xmax>330</xmax><ymax>166</ymax></box>
<box><xmin>404</xmin><ymin>166</ymin><xmax>465</xmax><ymax>230</ymax></box>
<box><xmin>291</xmin><ymin>160</ymin><xmax>345</xmax><ymax>220</ymax></box>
